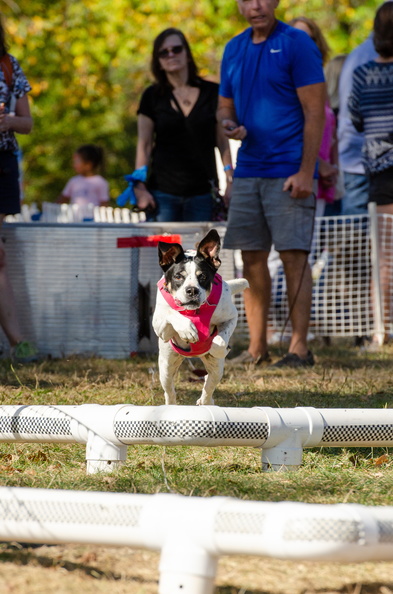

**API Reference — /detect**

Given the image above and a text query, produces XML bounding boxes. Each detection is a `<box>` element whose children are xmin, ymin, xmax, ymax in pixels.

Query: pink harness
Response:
<box><xmin>157</xmin><ymin>274</ymin><xmax>223</xmax><ymax>357</ymax></box>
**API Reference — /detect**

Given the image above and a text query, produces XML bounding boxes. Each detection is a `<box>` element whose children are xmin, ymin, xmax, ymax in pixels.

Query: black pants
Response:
<box><xmin>369</xmin><ymin>166</ymin><xmax>393</xmax><ymax>206</ymax></box>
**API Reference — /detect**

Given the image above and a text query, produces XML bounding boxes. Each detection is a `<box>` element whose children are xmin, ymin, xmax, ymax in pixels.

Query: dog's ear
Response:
<box><xmin>197</xmin><ymin>229</ymin><xmax>221</xmax><ymax>270</ymax></box>
<box><xmin>158</xmin><ymin>241</ymin><xmax>184</xmax><ymax>271</ymax></box>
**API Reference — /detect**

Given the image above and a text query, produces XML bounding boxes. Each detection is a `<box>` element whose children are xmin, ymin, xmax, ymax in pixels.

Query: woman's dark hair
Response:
<box><xmin>0</xmin><ymin>16</ymin><xmax>9</xmax><ymax>58</ymax></box>
<box><xmin>374</xmin><ymin>1</ymin><xmax>393</xmax><ymax>58</ymax></box>
<box><xmin>76</xmin><ymin>144</ymin><xmax>105</xmax><ymax>171</ymax></box>
<box><xmin>151</xmin><ymin>28</ymin><xmax>199</xmax><ymax>90</ymax></box>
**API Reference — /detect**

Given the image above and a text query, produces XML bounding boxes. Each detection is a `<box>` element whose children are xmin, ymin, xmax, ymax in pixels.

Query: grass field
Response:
<box><xmin>0</xmin><ymin>340</ymin><xmax>393</xmax><ymax>593</ymax></box>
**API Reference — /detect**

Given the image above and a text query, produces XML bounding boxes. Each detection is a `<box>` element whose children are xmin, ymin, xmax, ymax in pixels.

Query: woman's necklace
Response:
<box><xmin>174</xmin><ymin>86</ymin><xmax>192</xmax><ymax>106</ymax></box>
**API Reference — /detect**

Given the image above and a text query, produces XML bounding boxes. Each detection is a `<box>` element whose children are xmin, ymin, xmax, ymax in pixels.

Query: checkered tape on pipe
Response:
<box><xmin>212</xmin><ymin>499</ymin><xmax>393</xmax><ymax>561</ymax></box>
<box><xmin>113</xmin><ymin>406</ymin><xmax>393</xmax><ymax>448</ymax></box>
<box><xmin>0</xmin><ymin>405</ymin><xmax>76</xmax><ymax>442</ymax></box>
<box><xmin>319</xmin><ymin>408</ymin><xmax>393</xmax><ymax>446</ymax></box>
<box><xmin>113</xmin><ymin>405</ymin><xmax>270</xmax><ymax>446</ymax></box>
<box><xmin>0</xmin><ymin>487</ymin><xmax>150</xmax><ymax>547</ymax></box>
<box><xmin>0</xmin><ymin>404</ymin><xmax>126</xmax><ymax>446</ymax></box>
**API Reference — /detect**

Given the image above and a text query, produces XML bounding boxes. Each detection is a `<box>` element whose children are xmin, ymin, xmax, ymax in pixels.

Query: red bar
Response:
<box><xmin>117</xmin><ymin>234</ymin><xmax>182</xmax><ymax>248</ymax></box>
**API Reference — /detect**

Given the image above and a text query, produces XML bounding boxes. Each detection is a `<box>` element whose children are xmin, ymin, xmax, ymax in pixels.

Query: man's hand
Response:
<box><xmin>221</xmin><ymin>119</ymin><xmax>247</xmax><ymax>141</ymax></box>
<box><xmin>283</xmin><ymin>171</ymin><xmax>314</xmax><ymax>199</ymax></box>
<box><xmin>223</xmin><ymin>182</ymin><xmax>232</xmax><ymax>208</ymax></box>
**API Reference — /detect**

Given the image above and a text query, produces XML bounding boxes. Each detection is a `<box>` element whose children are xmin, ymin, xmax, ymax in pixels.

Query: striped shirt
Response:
<box><xmin>348</xmin><ymin>60</ymin><xmax>393</xmax><ymax>174</ymax></box>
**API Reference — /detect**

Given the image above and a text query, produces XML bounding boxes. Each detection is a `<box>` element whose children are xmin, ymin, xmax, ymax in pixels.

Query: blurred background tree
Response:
<box><xmin>0</xmin><ymin>0</ymin><xmax>381</xmax><ymax>205</ymax></box>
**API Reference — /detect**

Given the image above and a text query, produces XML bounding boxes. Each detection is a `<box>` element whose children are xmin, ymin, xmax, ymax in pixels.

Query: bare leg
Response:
<box><xmin>280</xmin><ymin>249</ymin><xmax>312</xmax><ymax>359</ymax></box>
<box><xmin>197</xmin><ymin>354</ymin><xmax>225</xmax><ymax>405</ymax></box>
<box><xmin>0</xmin><ymin>217</ymin><xmax>23</xmax><ymax>347</ymax></box>
<box><xmin>158</xmin><ymin>340</ymin><xmax>184</xmax><ymax>405</ymax></box>
<box><xmin>241</xmin><ymin>250</ymin><xmax>271</xmax><ymax>359</ymax></box>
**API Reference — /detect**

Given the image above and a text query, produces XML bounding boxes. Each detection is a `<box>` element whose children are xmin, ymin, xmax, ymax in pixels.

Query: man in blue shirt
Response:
<box><xmin>218</xmin><ymin>0</ymin><xmax>326</xmax><ymax>367</ymax></box>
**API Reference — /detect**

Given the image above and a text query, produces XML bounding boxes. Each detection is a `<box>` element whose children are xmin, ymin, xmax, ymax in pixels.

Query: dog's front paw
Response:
<box><xmin>196</xmin><ymin>396</ymin><xmax>214</xmax><ymax>406</ymax></box>
<box><xmin>210</xmin><ymin>335</ymin><xmax>229</xmax><ymax>359</ymax></box>
<box><xmin>175</xmin><ymin>318</ymin><xmax>199</xmax><ymax>343</ymax></box>
<box><xmin>159</xmin><ymin>327</ymin><xmax>176</xmax><ymax>342</ymax></box>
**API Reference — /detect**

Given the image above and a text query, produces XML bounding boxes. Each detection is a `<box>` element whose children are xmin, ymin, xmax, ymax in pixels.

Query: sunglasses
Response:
<box><xmin>158</xmin><ymin>45</ymin><xmax>184</xmax><ymax>59</ymax></box>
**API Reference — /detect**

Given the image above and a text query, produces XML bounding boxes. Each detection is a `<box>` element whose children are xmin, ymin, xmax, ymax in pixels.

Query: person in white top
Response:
<box><xmin>58</xmin><ymin>144</ymin><xmax>109</xmax><ymax>219</ymax></box>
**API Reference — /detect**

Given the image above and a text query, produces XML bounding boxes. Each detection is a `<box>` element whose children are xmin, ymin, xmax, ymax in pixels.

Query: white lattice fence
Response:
<box><xmin>1</xmin><ymin>212</ymin><xmax>391</xmax><ymax>357</ymax></box>
<box><xmin>377</xmin><ymin>212</ymin><xmax>393</xmax><ymax>339</ymax></box>
<box><xmin>0</xmin><ymin>222</ymin><xmax>229</xmax><ymax>357</ymax></box>
<box><xmin>234</xmin><ymin>211</ymin><xmax>393</xmax><ymax>341</ymax></box>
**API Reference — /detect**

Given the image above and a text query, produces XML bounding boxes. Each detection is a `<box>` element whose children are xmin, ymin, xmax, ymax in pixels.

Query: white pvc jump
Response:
<box><xmin>0</xmin><ymin>487</ymin><xmax>393</xmax><ymax>593</ymax></box>
<box><xmin>1</xmin><ymin>404</ymin><xmax>393</xmax><ymax>473</ymax></box>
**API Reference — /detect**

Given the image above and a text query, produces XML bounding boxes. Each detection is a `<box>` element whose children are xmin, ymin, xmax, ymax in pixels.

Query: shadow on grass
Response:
<box><xmin>214</xmin><ymin>387</ymin><xmax>390</xmax><ymax>409</ymax></box>
<box><xmin>1</xmin><ymin>347</ymin><xmax>392</xmax><ymax>408</ymax></box>
<box><xmin>0</xmin><ymin>546</ymin><xmax>158</xmax><ymax>585</ymax></box>
<box><xmin>0</xmin><ymin>355</ymin><xmax>154</xmax><ymax>389</ymax></box>
<box><xmin>216</xmin><ymin>588</ymin><xmax>268</xmax><ymax>593</ymax></box>
<box><xmin>216</xmin><ymin>586</ymin><xmax>393</xmax><ymax>594</ymax></box>
<box><xmin>316</xmin><ymin>355</ymin><xmax>393</xmax><ymax>371</ymax></box>
<box><xmin>238</xmin><ymin>341</ymin><xmax>393</xmax><ymax>372</ymax></box>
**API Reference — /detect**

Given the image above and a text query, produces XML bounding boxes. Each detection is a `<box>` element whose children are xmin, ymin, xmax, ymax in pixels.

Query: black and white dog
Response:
<box><xmin>152</xmin><ymin>229</ymin><xmax>248</xmax><ymax>405</ymax></box>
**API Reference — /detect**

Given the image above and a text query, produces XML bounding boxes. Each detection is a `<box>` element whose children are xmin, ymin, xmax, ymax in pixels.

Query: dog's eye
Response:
<box><xmin>198</xmin><ymin>273</ymin><xmax>206</xmax><ymax>282</ymax></box>
<box><xmin>174</xmin><ymin>273</ymin><xmax>183</xmax><ymax>280</ymax></box>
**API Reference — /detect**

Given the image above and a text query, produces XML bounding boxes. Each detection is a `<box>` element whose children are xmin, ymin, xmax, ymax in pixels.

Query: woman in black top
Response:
<box><xmin>135</xmin><ymin>28</ymin><xmax>233</xmax><ymax>222</ymax></box>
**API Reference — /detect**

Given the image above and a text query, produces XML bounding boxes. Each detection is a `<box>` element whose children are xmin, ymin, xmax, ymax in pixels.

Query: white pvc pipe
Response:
<box><xmin>368</xmin><ymin>201</ymin><xmax>385</xmax><ymax>344</ymax></box>
<box><xmin>0</xmin><ymin>487</ymin><xmax>393</xmax><ymax>594</ymax></box>
<box><xmin>1</xmin><ymin>405</ymin><xmax>393</xmax><ymax>472</ymax></box>
<box><xmin>0</xmin><ymin>405</ymin><xmax>127</xmax><ymax>474</ymax></box>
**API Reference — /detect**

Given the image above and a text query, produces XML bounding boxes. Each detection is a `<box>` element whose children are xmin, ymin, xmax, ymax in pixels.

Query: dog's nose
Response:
<box><xmin>186</xmin><ymin>286</ymin><xmax>200</xmax><ymax>298</ymax></box>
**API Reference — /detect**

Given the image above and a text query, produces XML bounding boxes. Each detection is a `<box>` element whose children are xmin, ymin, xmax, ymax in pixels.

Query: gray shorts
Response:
<box><xmin>223</xmin><ymin>177</ymin><xmax>316</xmax><ymax>252</ymax></box>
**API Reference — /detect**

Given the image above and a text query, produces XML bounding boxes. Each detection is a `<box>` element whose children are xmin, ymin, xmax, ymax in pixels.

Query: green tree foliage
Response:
<box><xmin>0</xmin><ymin>0</ymin><xmax>382</xmax><ymax>204</ymax></box>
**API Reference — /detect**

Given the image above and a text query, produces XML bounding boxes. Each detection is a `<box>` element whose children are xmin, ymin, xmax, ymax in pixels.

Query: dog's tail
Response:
<box><xmin>227</xmin><ymin>278</ymin><xmax>249</xmax><ymax>295</ymax></box>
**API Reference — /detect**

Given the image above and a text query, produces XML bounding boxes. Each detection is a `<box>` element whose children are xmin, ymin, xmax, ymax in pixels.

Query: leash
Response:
<box><xmin>277</xmin><ymin>191</ymin><xmax>317</xmax><ymax>355</ymax></box>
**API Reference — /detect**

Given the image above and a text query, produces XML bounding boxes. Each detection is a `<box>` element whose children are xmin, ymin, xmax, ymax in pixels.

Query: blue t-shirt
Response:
<box><xmin>219</xmin><ymin>21</ymin><xmax>325</xmax><ymax>178</ymax></box>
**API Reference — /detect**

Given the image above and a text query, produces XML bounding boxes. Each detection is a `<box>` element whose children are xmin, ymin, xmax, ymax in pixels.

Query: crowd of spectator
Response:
<box><xmin>1</xmin><ymin>1</ymin><xmax>392</xmax><ymax>362</ymax></box>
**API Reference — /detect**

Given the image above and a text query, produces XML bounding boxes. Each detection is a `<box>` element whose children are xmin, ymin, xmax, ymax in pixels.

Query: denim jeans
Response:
<box><xmin>341</xmin><ymin>172</ymin><xmax>369</xmax><ymax>216</ymax></box>
<box><xmin>149</xmin><ymin>190</ymin><xmax>212</xmax><ymax>222</ymax></box>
